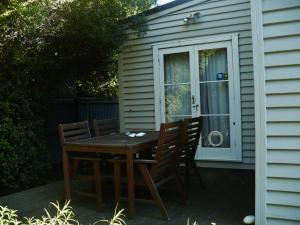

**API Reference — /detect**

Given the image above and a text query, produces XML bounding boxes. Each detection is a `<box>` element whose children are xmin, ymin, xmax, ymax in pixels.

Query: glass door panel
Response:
<box><xmin>163</xmin><ymin>52</ymin><xmax>192</xmax><ymax>122</ymax></box>
<box><xmin>200</xmin><ymin>82</ymin><xmax>229</xmax><ymax>115</ymax></box>
<box><xmin>201</xmin><ymin>116</ymin><xmax>230</xmax><ymax>148</ymax></box>
<box><xmin>198</xmin><ymin>48</ymin><xmax>231</xmax><ymax>150</ymax></box>
<box><xmin>199</xmin><ymin>48</ymin><xmax>228</xmax><ymax>82</ymax></box>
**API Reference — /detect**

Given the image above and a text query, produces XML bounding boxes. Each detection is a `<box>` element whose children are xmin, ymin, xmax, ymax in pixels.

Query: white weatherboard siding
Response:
<box><xmin>263</xmin><ymin>0</ymin><xmax>300</xmax><ymax>223</ymax></box>
<box><xmin>119</xmin><ymin>0</ymin><xmax>255</xmax><ymax>168</ymax></box>
<box><xmin>252</xmin><ymin>0</ymin><xmax>300</xmax><ymax>224</ymax></box>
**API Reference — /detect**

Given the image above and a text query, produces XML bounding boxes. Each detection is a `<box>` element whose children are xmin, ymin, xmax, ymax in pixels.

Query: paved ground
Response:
<box><xmin>0</xmin><ymin>168</ymin><xmax>254</xmax><ymax>225</ymax></box>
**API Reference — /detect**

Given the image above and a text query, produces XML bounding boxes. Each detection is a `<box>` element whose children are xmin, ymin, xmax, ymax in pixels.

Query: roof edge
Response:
<box><xmin>144</xmin><ymin>0</ymin><xmax>193</xmax><ymax>16</ymax></box>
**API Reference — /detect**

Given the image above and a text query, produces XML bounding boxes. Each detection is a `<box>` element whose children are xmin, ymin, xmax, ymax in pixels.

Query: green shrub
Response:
<box><xmin>0</xmin><ymin>0</ymin><xmax>154</xmax><ymax>192</ymax></box>
<box><xmin>0</xmin><ymin>99</ymin><xmax>49</xmax><ymax>190</ymax></box>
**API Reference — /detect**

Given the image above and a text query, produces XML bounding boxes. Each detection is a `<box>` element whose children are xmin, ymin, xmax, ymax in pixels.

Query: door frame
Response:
<box><xmin>153</xmin><ymin>33</ymin><xmax>242</xmax><ymax>162</ymax></box>
<box><xmin>194</xmin><ymin>41</ymin><xmax>240</xmax><ymax>161</ymax></box>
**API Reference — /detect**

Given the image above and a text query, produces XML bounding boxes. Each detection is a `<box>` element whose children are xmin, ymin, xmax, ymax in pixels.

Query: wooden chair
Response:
<box><xmin>113</xmin><ymin>121</ymin><xmax>186</xmax><ymax>220</ymax></box>
<box><xmin>58</xmin><ymin>121</ymin><xmax>102</xmax><ymax>205</ymax></box>
<box><xmin>180</xmin><ymin>117</ymin><xmax>205</xmax><ymax>188</ymax></box>
<box><xmin>93</xmin><ymin>119</ymin><xmax>119</xmax><ymax>136</ymax></box>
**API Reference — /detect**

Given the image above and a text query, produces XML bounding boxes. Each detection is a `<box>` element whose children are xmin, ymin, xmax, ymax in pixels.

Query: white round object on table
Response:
<box><xmin>243</xmin><ymin>215</ymin><xmax>255</xmax><ymax>224</ymax></box>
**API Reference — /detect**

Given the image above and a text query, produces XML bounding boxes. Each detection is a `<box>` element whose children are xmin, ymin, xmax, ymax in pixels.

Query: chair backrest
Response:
<box><xmin>181</xmin><ymin>117</ymin><xmax>202</xmax><ymax>158</ymax></box>
<box><xmin>151</xmin><ymin>121</ymin><xmax>182</xmax><ymax>184</ymax></box>
<box><xmin>58</xmin><ymin>121</ymin><xmax>91</xmax><ymax>145</ymax></box>
<box><xmin>92</xmin><ymin>119</ymin><xmax>119</xmax><ymax>136</ymax></box>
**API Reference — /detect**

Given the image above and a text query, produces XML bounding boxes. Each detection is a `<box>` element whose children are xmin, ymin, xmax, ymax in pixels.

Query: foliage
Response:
<box><xmin>0</xmin><ymin>99</ymin><xmax>49</xmax><ymax>190</ymax></box>
<box><xmin>0</xmin><ymin>201</ymin><xmax>217</xmax><ymax>225</ymax></box>
<box><xmin>0</xmin><ymin>201</ymin><xmax>126</xmax><ymax>225</ymax></box>
<box><xmin>99</xmin><ymin>204</ymin><xmax>126</xmax><ymax>225</ymax></box>
<box><xmin>0</xmin><ymin>201</ymin><xmax>78</xmax><ymax>225</ymax></box>
<box><xmin>0</xmin><ymin>0</ymin><xmax>155</xmax><ymax>191</ymax></box>
<box><xmin>0</xmin><ymin>0</ymin><xmax>52</xmax><ymax>191</ymax></box>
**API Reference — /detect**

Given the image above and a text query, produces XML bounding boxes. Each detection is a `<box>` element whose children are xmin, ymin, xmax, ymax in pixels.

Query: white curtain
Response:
<box><xmin>199</xmin><ymin>49</ymin><xmax>230</xmax><ymax>148</ymax></box>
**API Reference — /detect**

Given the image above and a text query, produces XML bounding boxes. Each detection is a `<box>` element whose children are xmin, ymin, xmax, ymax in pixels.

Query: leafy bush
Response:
<box><xmin>0</xmin><ymin>0</ymin><xmax>50</xmax><ymax>191</ymax></box>
<box><xmin>0</xmin><ymin>0</ymin><xmax>155</xmax><ymax>192</ymax></box>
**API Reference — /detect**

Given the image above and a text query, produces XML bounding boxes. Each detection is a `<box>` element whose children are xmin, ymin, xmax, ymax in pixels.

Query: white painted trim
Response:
<box><xmin>118</xmin><ymin>52</ymin><xmax>125</xmax><ymax>132</ymax></box>
<box><xmin>153</xmin><ymin>45</ymin><xmax>161</xmax><ymax>131</ymax></box>
<box><xmin>251</xmin><ymin>0</ymin><xmax>267</xmax><ymax>224</ymax></box>
<box><xmin>196</xmin><ymin>161</ymin><xmax>255</xmax><ymax>170</ymax></box>
<box><xmin>152</xmin><ymin>33</ymin><xmax>239</xmax><ymax>49</ymax></box>
<box><xmin>232</xmin><ymin>34</ymin><xmax>242</xmax><ymax>161</ymax></box>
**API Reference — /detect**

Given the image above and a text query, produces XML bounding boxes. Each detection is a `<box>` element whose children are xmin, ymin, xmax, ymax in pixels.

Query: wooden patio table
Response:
<box><xmin>62</xmin><ymin>131</ymin><xmax>159</xmax><ymax>218</ymax></box>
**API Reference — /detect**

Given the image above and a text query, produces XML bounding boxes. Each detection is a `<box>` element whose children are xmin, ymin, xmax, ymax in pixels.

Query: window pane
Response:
<box><xmin>166</xmin><ymin>115</ymin><xmax>191</xmax><ymax>123</ymax></box>
<box><xmin>201</xmin><ymin>116</ymin><xmax>230</xmax><ymax>148</ymax></box>
<box><xmin>199</xmin><ymin>48</ymin><xmax>228</xmax><ymax>82</ymax></box>
<box><xmin>200</xmin><ymin>82</ymin><xmax>229</xmax><ymax>115</ymax></box>
<box><xmin>164</xmin><ymin>52</ymin><xmax>190</xmax><ymax>84</ymax></box>
<box><xmin>165</xmin><ymin>84</ymin><xmax>191</xmax><ymax>121</ymax></box>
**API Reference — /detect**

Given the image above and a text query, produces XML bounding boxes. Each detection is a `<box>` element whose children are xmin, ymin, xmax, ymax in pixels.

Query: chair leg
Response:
<box><xmin>71</xmin><ymin>159</ymin><xmax>80</xmax><ymax>180</ymax></box>
<box><xmin>185</xmin><ymin>161</ymin><xmax>190</xmax><ymax>185</ymax></box>
<box><xmin>138</xmin><ymin>164</ymin><xmax>170</xmax><ymax>220</ymax></box>
<box><xmin>93</xmin><ymin>161</ymin><xmax>102</xmax><ymax>206</ymax></box>
<box><xmin>191</xmin><ymin>160</ymin><xmax>205</xmax><ymax>189</ymax></box>
<box><xmin>113</xmin><ymin>161</ymin><xmax>121</xmax><ymax>205</ymax></box>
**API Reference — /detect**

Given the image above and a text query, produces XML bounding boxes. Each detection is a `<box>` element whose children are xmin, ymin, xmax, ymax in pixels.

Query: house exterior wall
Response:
<box><xmin>118</xmin><ymin>0</ymin><xmax>255</xmax><ymax>168</ymax></box>
<box><xmin>252</xmin><ymin>0</ymin><xmax>300</xmax><ymax>224</ymax></box>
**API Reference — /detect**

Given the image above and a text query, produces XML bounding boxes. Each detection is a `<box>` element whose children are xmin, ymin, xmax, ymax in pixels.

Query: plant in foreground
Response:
<box><xmin>0</xmin><ymin>201</ymin><xmax>216</xmax><ymax>225</ymax></box>
<box><xmin>98</xmin><ymin>204</ymin><xmax>125</xmax><ymax>225</ymax></box>
<box><xmin>0</xmin><ymin>201</ymin><xmax>126</xmax><ymax>225</ymax></box>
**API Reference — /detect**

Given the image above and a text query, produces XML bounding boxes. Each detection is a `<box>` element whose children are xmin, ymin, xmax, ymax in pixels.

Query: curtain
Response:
<box><xmin>199</xmin><ymin>49</ymin><xmax>230</xmax><ymax>148</ymax></box>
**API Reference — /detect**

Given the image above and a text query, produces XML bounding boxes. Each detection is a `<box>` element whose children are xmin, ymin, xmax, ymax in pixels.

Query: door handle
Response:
<box><xmin>192</xmin><ymin>104</ymin><xmax>199</xmax><ymax>111</ymax></box>
<box><xmin>192</xmin><ymin>95</ymin><xmax>195</xmax><ymax>104</ymax></box>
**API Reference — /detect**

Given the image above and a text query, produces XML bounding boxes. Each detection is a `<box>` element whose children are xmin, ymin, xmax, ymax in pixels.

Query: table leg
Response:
<box><xmin>126</xmin><ymin>153</ymin><xmax>135</xmax><ymax>218</ymax></box>
<box><xmin>113</xmin><ymin>161</ymin><xmax>121</xmax><ymax>205</ymax></box>
<box><xmin>63</xmin><ymin>149</ymin><xmax>71</xmax><ymax>200</ymax></box>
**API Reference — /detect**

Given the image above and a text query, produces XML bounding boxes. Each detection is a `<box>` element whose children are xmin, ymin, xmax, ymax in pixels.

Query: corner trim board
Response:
<box><xmin>251</xmin><ymin>0</ymin><xmax>267</xmax><ymax>224</ymax></box>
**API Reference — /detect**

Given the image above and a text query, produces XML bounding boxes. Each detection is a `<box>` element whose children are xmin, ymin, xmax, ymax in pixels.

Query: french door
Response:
<box><xmin>158</xmin><ymin>41</ymin><xmax>242</xmax><ymax>161</ymax></box>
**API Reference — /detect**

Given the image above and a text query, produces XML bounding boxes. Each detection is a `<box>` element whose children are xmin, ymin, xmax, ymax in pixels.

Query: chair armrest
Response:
<box><xmin>134</xmin><ymin>159</ymin><xmax>157</xmax><ymax>164</ymax></box>
<box><xmin>107</xmin><ymin>158</ymin><xmax>126</xmax><ymax>163</ymax></box>
<box><xmin>108</xmin><ymin>158</ymin><xmax>157</xmax><ymax>164</ymax></box>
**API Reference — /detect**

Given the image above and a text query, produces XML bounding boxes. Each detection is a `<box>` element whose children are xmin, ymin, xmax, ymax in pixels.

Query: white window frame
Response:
<box><xmin>153</xmin><ymin>33</ymin><xmax>242</xmax><ymax>162</ymax></box>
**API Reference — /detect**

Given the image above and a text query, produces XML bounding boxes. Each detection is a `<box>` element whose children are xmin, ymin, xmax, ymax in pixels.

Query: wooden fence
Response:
<box><xmin>46</xmin><ymin>97</ymin><xmax>119</xmax><ymax>162</ymax></box>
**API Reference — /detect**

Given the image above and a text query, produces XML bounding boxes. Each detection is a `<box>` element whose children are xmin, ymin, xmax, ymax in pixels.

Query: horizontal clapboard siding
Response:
<box><xmin>262</xmin><ymin>0</ymin><xmax>300</xmax><ymax>224</ymax></box>
<box><xmin>119</xmin><ymin>0</ymin><xmax>255</xmax><ymax>167</ymax></box>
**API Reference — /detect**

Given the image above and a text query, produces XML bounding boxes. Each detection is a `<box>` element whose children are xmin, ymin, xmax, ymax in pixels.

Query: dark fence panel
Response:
<box><xmin>77</xmin><ymin>98</ymin><xmax>119</xmax><ymax>123</ymax></box>
<box><xmin>46</xmin><ymin>97</ymin><xmax>119</xmax><ymax>163</ymax></box>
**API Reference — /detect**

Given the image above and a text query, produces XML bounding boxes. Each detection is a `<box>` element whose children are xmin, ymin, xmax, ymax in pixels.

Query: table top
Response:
<box><xmin>63</xmin><ymin>131</ymin><xmax>159</xmax><ymax>149</ymax></box>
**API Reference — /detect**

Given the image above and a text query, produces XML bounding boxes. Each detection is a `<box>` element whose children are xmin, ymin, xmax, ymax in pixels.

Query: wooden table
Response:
<box><xmin>62</xmin><ymin>131</ymin><xmax>159</xmax><ymax>217</ymax></box>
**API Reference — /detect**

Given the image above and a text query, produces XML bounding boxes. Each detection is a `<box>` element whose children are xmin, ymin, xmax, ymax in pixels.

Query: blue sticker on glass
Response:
<box><xmin>217</xmin><ymin>73</ymin><xmax>224</xmax><ymax>80</ymax></box>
